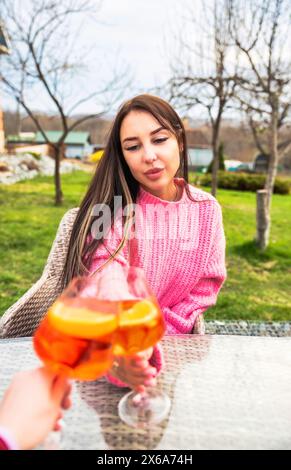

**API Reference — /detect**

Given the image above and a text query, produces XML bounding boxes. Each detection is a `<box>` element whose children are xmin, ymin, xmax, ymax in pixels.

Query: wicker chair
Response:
<box><xmin>0</xmin><ymin>207</ymin><xmax>205</xmax><ymax>338</ymax></box>
<box><xmin>0</xmin><ymin>208</ymin><xmax>79</xmax><ymax>338</ymax></box>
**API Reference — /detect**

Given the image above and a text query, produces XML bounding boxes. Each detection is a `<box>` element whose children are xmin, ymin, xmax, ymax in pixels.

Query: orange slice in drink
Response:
<box><xmin>119</xmin><ymin>299</ymin><xmax>159</xmax><ymax>328</ymax></box>
<box><xmin>47</xmin><ymin>299</ymin><xmax>118</xmax><ymax>339</ymax></box>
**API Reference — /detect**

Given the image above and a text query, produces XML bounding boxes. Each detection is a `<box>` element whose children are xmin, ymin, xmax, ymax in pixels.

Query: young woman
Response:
<box><xmin>0</xmin><ymin>94</ymin><xmax>226</xmax><ymax>389</ymax></box>
<box><xmin>60</xmin><ymin>94</ymin><xmax>227</xmax><ymax>388</ymax></box>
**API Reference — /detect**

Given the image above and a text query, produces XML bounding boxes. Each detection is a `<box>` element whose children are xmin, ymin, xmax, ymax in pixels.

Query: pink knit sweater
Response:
<box><xmin>89</xmin><ymin>179</ymin><xmax>226</xmax><ymax>384</ymax></box>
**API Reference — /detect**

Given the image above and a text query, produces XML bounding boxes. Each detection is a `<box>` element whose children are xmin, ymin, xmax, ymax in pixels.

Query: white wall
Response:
<box><xmin>188</xmin><ymin>148</ymin><xmax>213</xmax><ymax>167</ymax></box>
<box><xmin>65</xmin><ymin>145</ymin><xmax>85</xmax><ymax>158</ymax></box>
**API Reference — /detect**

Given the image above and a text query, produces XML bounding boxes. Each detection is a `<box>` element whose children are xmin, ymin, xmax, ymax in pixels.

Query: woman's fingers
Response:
<box><xmin>62</xmin><ymin>394</ymin><xmax>72</xmax><ymax>410</ymax></box>
<box><xmin>135</xmin><ymin>385</ymin><xmax>146</xmax><ymax>394</ymax></box>
<box><xmin>53</xmin><ymin>411</ymin><xmax>63</xmax><ymax>431</ymax></box>
<box><xmin>144</xmin><ymin>377</ymin><xmax>157</xmax><ymax>387</ymax></box>
<box><xmin>61</xmin><ymin>381</ymin><xmax>72</xmax><ymax>410</ymax></box>
<box><xmin>135</xmin><ymin>348</ymin><xmax>153</xmax><ymax>361</ymax></box>
<box><xmin>122</xmin><ymin>361</ymin><xmax>156</xmax><ymax>378</ymax></box>
<box><xmin>130</xmin><ymin>358</ymin><xmax>148</xmax><ymax>368</ymax></box>
<box><xmin>53</xmin><ymin>418</ymin><xmax>65</xmax><ymax>432</ymax></box>
<box><xmin>117</xmin><ymin>366</ymin><xmax>157</xmax><ymax>387</ymax></box>
<box><xmin>112</xmin><ymin>353</ymin><xmax>157</xmax><ymax>388</ymax></box>
<box><xmin>52</xmin><ymin>375</ymin><xmax>70</xmax><ymax>404</ymax></box>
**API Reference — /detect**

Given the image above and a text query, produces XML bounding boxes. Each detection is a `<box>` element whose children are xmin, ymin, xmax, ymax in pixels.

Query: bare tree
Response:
<box><xmin>0</xmin><ymin>0</ymin><xmax>131</xmax><ymax>205</ymax></box>
<box><xmin>167</xmin><ymin>0</ymin><xmax>238</xmax><ymax>197</ymax></box>
<box><xmin>228</xmin><ymin>0</ymin><xmax>291</xmax><ymax>249</ymax></box>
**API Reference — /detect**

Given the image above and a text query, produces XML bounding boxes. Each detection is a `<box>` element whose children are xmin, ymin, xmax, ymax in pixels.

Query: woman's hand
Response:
<box><xmin>0</xmin><ymin>368</ymin><xmax>72</xmax><ymax>450</ymax></box>
<box><xmin>109</xmin><ymin>347</ymin><xmax>157</xmax><ymax>392</ymax></box>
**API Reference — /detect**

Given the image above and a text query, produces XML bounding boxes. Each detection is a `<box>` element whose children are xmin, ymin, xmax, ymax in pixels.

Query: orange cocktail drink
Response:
<box><xmin>33</xmin><ymin>278</ymin><xmax>119</xmax><ymax>380</ymax></box>
<box><xmin>113</xmin><ymin>298</ymin><xmax>166</xmax><ymax>356</ymax></box>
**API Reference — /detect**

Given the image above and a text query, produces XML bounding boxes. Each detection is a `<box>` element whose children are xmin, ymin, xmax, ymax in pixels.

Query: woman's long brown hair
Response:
<box><xmin>61</xmin><ymin>94</ymin><xmax>193</xmax><ymax>288</ymax></box>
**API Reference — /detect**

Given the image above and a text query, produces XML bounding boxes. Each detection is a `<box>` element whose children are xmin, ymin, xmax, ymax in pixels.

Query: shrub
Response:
<box><xmin>190</xmin><ymin>171</ymin><xmax>291</xmax><ymax>195</ymax></box>
<box><xmin>89</xmin><ymin>150</ymin><xmax>103</xmax><ymax>163</ymax></box>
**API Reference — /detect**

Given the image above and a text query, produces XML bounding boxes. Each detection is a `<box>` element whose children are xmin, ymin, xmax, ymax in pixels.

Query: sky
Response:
<box><xmin>1</xmin><ymin>0</ymin><xmax>189</xmax><ymax>116</ymax></box>
<box><xmin>2</xmin><ymin>0</ymin><xmax>290</xmax><ymax>123</ymax></box>
<box><xmin>94</xmin><ymin>0</ymin><xmax>174</xmax><ymax>89</ymax></box>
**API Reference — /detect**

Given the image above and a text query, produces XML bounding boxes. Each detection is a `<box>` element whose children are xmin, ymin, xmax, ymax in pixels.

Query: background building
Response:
<box><xmin>186</xmin><ymin>129</ymin><xmax>213</xmax><ymax>171</ymax></box>
<box><xmin>7</xmin><ymin>131</ymin><xmax>92</xmax><ymax>159</ymax></box>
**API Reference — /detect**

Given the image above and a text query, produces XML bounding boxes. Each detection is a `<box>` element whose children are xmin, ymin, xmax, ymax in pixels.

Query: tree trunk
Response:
<box><xmin>256</xmin><ymin>189</ymin><xmax>270</xmax><ymax>250</ymax></box>
<box><xmin>211</xmin><ymin>123</ymin><xmax>220</xmax><ymax>197</ymax></box>
<box><xmin>211</xmin><ymin>146</ymin><xmax>219</xmax><ymax>197</ymax></box>
<box><xmin>265</xmin><ymin>103</ymin><xmax>279</xmax><ymax>210</ymax></box>
<box><xmin>54</xmin><ymin>144</ymin><xmax>63</xmax><ymax>206</ymax></box>
<box><xmin>16</xmin><ymin>102</ymin><xmax>22</xmax><ymax>135</ymax></box>
<box><xmin>255</xmin><ymin>101</ymin><xmax>278</xmax><ymax>250</ymax></box>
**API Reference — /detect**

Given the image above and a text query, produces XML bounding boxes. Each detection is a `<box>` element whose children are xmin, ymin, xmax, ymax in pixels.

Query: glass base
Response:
<box><xmin>118</xmin><ymin>388</ymin><xmax>171</xmax><ymax>428</ymax></box>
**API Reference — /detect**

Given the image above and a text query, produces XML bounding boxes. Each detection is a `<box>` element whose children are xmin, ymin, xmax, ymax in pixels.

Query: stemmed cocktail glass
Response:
<box><xmin>106</xmin><ymin>265</ymin><xmax>171</xmax><ymax>428</ymax></box>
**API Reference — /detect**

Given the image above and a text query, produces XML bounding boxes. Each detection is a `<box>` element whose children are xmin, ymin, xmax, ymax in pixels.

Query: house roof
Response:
<box><xmin>8</xmin><ymin>133</ymin><xmax>36</xmax><ymax>143</ymax></box>
<box><xmin>186</xmin><ymin>129</ymin><xmax>211</xmax><ymax>149</ymax></box>
<box><xmin>35</xmin><ymin>131</ymin><xmax>90</xmax><ymax>145</ymax></box>
<box><xmin>7</xmin><ymin>131</ymin><xmax>91</xmax><ymax>146</ymax></box>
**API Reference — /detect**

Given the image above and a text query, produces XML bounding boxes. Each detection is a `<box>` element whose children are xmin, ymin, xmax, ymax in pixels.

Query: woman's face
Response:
<box><xmin>120</xmin><ymin>110</ymin><xmax>181</xmax><ymax>199</ymax></box>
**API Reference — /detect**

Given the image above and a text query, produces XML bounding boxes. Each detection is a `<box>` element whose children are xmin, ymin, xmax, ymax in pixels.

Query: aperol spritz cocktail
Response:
<box><xmin>104</xmin><ymin>265</ymin><xmax>170</xmax><ymax>428</ymax></box>
<box><xmin>33</xmin><ymin>277</ymin><xmax>119</xmax><ymax>381</ymax></box>
<box><xmin>113</xmin><ymin>297</ymin><xmax>165</xmax><ymax>356</ymax></box>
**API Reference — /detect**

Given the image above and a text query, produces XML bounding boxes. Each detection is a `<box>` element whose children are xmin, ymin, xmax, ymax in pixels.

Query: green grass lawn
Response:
<box><xmin>0</xmin><ymin>171</ymin><xmax>290</xmax><ymax>320</ymax></box>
